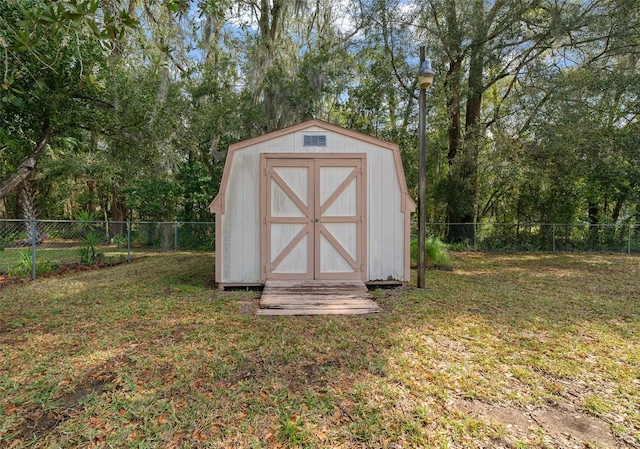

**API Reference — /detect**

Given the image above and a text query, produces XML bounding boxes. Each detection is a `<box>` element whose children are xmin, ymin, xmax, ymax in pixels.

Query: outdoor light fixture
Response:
<box><xmin>417</xmin><ymin>48</ymin><xmax>435</xmax><ymax>289</ymax></box>
<box><xmin>418</xmin><ymin>59</ymin><xmax>435</xmax><ymax>89</ymax></box>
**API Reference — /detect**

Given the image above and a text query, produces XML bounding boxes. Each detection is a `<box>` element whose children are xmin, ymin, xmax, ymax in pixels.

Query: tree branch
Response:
<box><xmin>381</xmin><ymin>7</ymin><xmax>416</xmax><ymax>99</ymax></box>
<box><xmin>72</xmin><ymin>95</ymin><xmax>116</xmax><ymax>108</ymax></box>
<box><xmin>0</xmin><ymin>119</ymin><xmax>54</xmax><ymax>200</ymax></box>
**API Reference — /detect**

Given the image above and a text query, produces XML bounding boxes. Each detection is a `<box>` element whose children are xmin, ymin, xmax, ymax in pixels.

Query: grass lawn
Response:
<box><xmin>0</xmin><ymin>252</ymin><xmax>638</xmax><ymax>448</ymax></box>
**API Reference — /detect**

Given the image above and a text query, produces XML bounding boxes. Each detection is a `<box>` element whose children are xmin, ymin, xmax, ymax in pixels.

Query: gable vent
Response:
<box><xmin>303</xmin><ymin>135</ymin><xmax>327</xmax><ymax>147</ymax></box>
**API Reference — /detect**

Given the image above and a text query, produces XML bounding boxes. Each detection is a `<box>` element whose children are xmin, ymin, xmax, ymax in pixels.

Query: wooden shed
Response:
<box><xmin>209</xmin><ymin>119</ymin><xmax>416</xmax><ymax>289</ymax></box>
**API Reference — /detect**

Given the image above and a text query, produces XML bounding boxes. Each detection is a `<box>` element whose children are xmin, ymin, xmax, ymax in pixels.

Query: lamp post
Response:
<box><xmin>417</xmin><ymin>46</ymin><xmax>434</xmax><ymax>289</ymax></box>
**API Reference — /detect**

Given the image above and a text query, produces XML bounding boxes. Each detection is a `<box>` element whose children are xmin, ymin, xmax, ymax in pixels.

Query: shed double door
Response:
<box><xmin>262</xmin><ymin>155</ymin><xmax>365</xmax><ymax>280</ymax></box>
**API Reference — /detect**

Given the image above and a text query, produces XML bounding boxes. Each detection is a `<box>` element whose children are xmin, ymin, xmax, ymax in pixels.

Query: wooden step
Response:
<box><xmin>257</xmin><ymin>280</ymin><xmax>380</xmax><ymax>316</ymax></box>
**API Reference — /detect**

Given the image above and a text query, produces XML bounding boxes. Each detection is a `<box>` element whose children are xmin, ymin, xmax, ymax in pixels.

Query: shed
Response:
<box><xmin>208</xmin><ymin>119</ymin><xmax>416</xmax><ymax>289</ymax></box>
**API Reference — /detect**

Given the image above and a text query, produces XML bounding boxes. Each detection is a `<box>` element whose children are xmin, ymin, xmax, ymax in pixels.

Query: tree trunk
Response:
<box><xmin>0</xmin><ymin>119</ymin><xmax>53</xmax><ymax>201</ymax></box>
<box><xmin>588</xmin><ymin>201</ymin><xmax>599</xmax><ymax>225</ymax></box>
<box><xmin>588</xmin><ymin>201</ymin><xmax>600</xmax><ymax>244</ymax></box>
<box><xmin>18</xmin><ymin>175</ymin><xmax>40</xmax><ymax>244</ymax></box>
<box><xmin>446</xmin><ymin>53</ymin><xmax>483</xmax><ymax>241</ymax></box>
<box><xmin>110</xmin><ymin>188</ymin><xmax>126</xmax><ymax>235</ymax></box>
<box><xmin>445</xmin><ymin>57</ymin><xmax>462</xmax><ymax>165</ymax></box>
<box><xmin>446</xmin><ymin>0</ymin><xmax>486</xmax><ymax>243</ymax></box>
<box><xmin>256</xmin><ymin>0</ymin><xmax>288</xmax><ymax>132</ymax></box>
<box><xmin>443</xmin><ymin>56</ymin><xmax>477</xmax><ymax>241</ymax></box>
<box><xmin>611</xmin><ymin>192</ymin><xmax>626</xmax><ymax>223</ymax></box>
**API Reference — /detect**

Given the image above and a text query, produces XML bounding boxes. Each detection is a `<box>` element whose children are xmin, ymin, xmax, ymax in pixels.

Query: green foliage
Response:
<box><xmin>111</xmin><ymin>234</ymin><xmax>127</xmax><ymax>248</ymax></box>
<box><xmin>1</xmin><ymin>0</ymin><xmax>111</xmax><ymax>133</ymax></box>
<box><xmin>177</xmin><ymin>226</ymin><xmax>215</xmax><ymax>251</ymax></box>
<box><xmin>78</xmin><ymin>231</ymin><xmax>103</xmax><ymax>265</ymax></box>
<box><xmin>9</xmin><ymin>250</ymin><xmax>57</xmax><ymax>278</ymax></box>
<box><xmin>122</xmin><ymin>179</ymin><xmax>183</xmax><ymax>222</ymax></box>
<box><xmin>2</xmin><ymin>0</ymin><xmax>639</xmax><ymax>233</ymax></box>
<box><xmin>176</xmin><ymin>160</ymin><xmax>216</xmax><ymax>223</ymax></box>
<box><xmin>426</xmin><ymin>236</ymin><xmax>452</xmax><ymax>268</ymax></box>
<box><xmin>411</xmin><ymin>236</ymin><xmax>452</xmax><ymax>269</ymax></box>
<box><xmin>10</xmin><ymin>251</ymin><xmax>33</xmax><ymax>278</ymax></box>
<box><xmin>76</xmin><ymin>211</ymin><xmax>97</xmax><ymax>225</ymax></box>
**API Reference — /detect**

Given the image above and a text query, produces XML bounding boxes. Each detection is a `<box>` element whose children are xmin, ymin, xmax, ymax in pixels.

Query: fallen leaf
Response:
<box><xmin>126</xmin><ymin>430</ymin><xmax>138</xmax><ymax>442</ymax></box>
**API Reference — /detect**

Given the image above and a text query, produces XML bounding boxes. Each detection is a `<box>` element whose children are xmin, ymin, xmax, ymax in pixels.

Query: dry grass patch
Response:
<box><xmin>0</xmin><ymin>251</ymin><xmax>638</xmax><ymax>448</ymax></box>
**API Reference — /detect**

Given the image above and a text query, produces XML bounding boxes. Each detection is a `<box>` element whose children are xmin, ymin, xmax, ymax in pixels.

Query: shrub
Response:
<box><xmin>411</xmin><ymin>236</ymin><xmax>453</xmax><ymax>269</ymax></box>
<box><xmin>78</xmin><ymin>231</ymin><xmax>104</xmax><ymax>265</ymax></box>
<box><xmin>9</xmin><ymin>251</ymin><xmax>58</xmax><ymax>278</ymax></box>
<box><xmin>111</xmin><ymin>234</ymin><xmax>127</xmax><ymax>248</ymax></box>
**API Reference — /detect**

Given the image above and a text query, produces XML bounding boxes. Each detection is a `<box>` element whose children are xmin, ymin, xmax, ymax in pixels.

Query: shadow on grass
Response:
<box><xmin>403</xmin><ymin>252</ymin><xmax>640</xmax><ymax>333</ymax></box>
<box><xmin>1</xmin><ymin>252</ymin><xmax>638</xmax><ymax>448</ymax></box>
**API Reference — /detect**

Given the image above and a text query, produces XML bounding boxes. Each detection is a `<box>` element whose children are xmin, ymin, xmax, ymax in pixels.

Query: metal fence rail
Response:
<box><xmin>0</xmin><ymin>220</ymin><xmax>215</xmax><ymax>280</ymax></box>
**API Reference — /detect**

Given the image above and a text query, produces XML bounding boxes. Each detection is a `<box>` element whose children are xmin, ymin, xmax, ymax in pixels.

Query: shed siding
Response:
<box><xmin>215</xmin><ymin>122</ymin><xmax>412</xmax><ymax>284</ymax></box>
<box><xmin>224</xmin><ymin>146</ymin><xmax>261</xmax><ymax>282</ymax></box>
<box><xmin>366</xmin><ymin>143</ymin><xmax>404</xmax><ymax>281</ymax></box>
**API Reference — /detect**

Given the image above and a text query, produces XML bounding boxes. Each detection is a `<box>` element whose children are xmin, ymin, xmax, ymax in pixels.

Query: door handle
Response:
<box><xmin>311</xmin><ymin>218</ymin><xmax>319</xmax><ymax>222</ymax></box>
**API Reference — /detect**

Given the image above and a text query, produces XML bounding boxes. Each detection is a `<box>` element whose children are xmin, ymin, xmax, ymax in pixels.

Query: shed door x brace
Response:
<box><xmin>261</xmin><ymin>154</ymin><xmax>366</xmax><ymax>281</ymax></box>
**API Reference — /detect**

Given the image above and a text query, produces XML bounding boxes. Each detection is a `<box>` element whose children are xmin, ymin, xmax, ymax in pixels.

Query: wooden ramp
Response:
<box><xmin>257</xmin><ymin>280</ymin><xmax>380</xmax><ymax>316</ymax></box>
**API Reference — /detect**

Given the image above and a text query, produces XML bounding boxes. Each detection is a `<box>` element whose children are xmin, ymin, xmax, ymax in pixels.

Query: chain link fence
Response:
<box><xmin>2</xmin><ymin>219</ymin><xmax>639</xmax><ymax>281</ymax></box>
<box><xmin>426</xmin><ymin>222</ymin><xmax>640</xmax><ymax>253</ymax></box>
<box><xmin>0</xmin><ymin>220</ymin><xmax>215</xmax><ymax>280</ymax></box>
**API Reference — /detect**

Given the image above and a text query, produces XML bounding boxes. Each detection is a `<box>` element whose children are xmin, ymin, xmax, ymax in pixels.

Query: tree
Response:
<box><xmin>2</xmin><ymin>0</ymin><xmax>638</xmax><ymax>233</ymax></box>
<box><xmin>0</xmin><ymin>0</ymin><xmax>137</xmax><ymax>210</ymax></box>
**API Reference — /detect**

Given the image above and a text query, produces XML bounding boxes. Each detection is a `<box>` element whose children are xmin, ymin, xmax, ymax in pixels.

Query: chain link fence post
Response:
<box><xmin>629</xmin><ymin>223</ymin><xmax>632</xmax><ymax>255</ymax></box>
<box><xmin>473</xmin><ymin>223</ymin><xmax>477</xmax><ymax>251</ymax></box>
<box><xmin>31</xmin><ymin>219</ymin><xmax>37</xmax><ymax>280</ymax></box>
<box><xmin>552</xmin><ymin>224</ymin><xmax>556</xmax><ymax>252</ymax></box>
<box><xmin>174</xmin><ymin>221</ymin><xmax>178</xmax><ymax>251</ymax></box>
<box><xmin>127</xmin><ymin>220</ymin><xmax>131</xmax><ymax>263</ymax></box>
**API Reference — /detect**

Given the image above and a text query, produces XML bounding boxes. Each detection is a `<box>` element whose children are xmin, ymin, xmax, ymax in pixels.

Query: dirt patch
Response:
<box><xmin>456</xmin><ymin>399</ymin><xmax>535</xmax><ymax>432</ymax></box>
<box><xmin>374</xmin><ymin>285</ymin><xmax>417</xmax><ymax>312</ymax></box>
<box><xmin>289</xmin><ymin>362</ymin><xmax>339</xmax><ymax>390</ymax></box>
<box><xmin>158</xmin><ymin>324</ymin><xmax>196</xmax><ymax>344</ymax></box>
<box><xmin>455</xmin><ymin>398</ymin><xmax>620</xmax><ymax>448</ymax></box>
<box><xmin>0</xmin><ymin>318</ymin><xmax>14</xmax><ymax>336</ymax></box>
<box><xmin>0</xmin><ymin>259</ymin><xmax>132</xmax><ymax>290</ymax></box>
<box><xmin>123</xmin><ymin>319</ymin><xmax>149</xmax><ymax>331</ymax></box>
<box><xmin>56</xmin><ymin>355</ymin><xmax>134</xmax><ymax>409</ymax></box>
<box><xmin>531</xmin><ymin>406</ymin><xmax>617</xmax><ymax>447</ymax></box>
<box><xmin>218</xmin><ymin>354</ymin><xmax>343</xmax><ymax>392</ymax></box>
<box><xmin>237</xmin><ymin>300</ymin><xmax>257</xmax><ymax>315</ymax></box>
<box><xmin>10</xmin><ymin>355</ymin><xmax>133</xmax><ymax>442</ymax></box>
<box><xmin>0</xmin><ymin>273</ymin><xmax>26</xmax><ymax>289</ymax></box>
<box><xmin>162</xmin><ymin>285</ymin><xmax>177</xmax><ymax>296</ymax></box>
<box><xmin>381</xmin><ymin>285</ymin><xmax>415</xmax><ymax>299</ymax></box>
<box><xmin>13</xmin><ymin>406</ymin><xmax>67</xmax><ymax>442</ymax></box>
<box><xmin>49</xmin><ymin>259</ymin><xmax>129</xmax><ymax>276</ymax></box>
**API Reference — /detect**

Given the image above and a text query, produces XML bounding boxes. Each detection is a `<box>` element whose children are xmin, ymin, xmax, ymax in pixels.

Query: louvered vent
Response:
<box><xmin>303</xmin><ymin>135</ymin><xmax>327</xmax><ymax>147</ymax></box>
